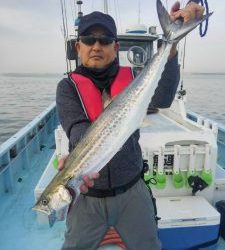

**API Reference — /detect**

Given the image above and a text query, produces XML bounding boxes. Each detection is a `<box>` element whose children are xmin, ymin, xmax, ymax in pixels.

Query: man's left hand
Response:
<box><xmin>168</xmin><ymin>1</ymin><xmax>205</xmax><ymax>59</ymax></box>
<box><xmin>170</xmin><ymin>1</ymin><xmax>205</xmax><ymax>24</ymax></box>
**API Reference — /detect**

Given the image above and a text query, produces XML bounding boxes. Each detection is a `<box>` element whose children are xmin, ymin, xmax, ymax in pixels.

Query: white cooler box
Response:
<box><xmin>157</xmin><ymin>196</ymin><xmax>220</xmax><ymax>250</ymax></box>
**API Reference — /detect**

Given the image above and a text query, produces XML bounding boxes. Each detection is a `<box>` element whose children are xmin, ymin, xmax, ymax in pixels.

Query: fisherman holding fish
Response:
<box><xmin>55</xmin><ymin>1</ymin><xmax>204</xmax><ymax>249</ymax></box>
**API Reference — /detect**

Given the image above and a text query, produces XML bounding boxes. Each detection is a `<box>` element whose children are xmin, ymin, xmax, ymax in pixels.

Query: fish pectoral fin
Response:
<box><xmin>67</xmin><ymin>178</ymin><xmax>81</xmax><ymax>204</ymax></box>
<box><xmin>72</xmin><ymin>187</ymin><xmax>80</xmax><ymax>205</ymax></box>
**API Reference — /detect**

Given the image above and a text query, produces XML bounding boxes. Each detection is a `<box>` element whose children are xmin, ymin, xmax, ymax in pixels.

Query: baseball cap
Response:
<box><xmin>78</xmin><ymin>11</ymin><xmax>117</xmax><ymax>38</ymax></box>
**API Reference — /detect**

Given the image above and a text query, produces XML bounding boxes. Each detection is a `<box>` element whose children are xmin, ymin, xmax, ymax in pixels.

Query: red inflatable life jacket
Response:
<box><xmin>69</xmin><ymin>66</ymin><xmax>133</xmax><ymax>122</ymax></box>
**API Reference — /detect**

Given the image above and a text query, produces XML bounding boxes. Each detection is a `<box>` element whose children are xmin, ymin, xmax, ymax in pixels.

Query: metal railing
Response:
<box><xmin>188</xmin><ymin>111</ymin><xmax>225</xmax><ymax>168</ymax></box>
<box><xmin>0</xmin><ymin>103</ymin><xmax>59</xmax><ymax>193</ymax></box>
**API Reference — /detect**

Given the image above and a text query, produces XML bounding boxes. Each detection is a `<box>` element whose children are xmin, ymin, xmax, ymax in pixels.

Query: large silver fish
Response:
<box><xmin>33</xmin><ymin>0</ymin><xmax>212</xmax><ymax>226</ymax></box>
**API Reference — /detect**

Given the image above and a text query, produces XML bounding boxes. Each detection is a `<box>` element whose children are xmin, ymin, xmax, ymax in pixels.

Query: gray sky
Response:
<box><xmin>0</xmin><ymin>0</ymin><xmax>224</xmax><ymax>74</ymax></box>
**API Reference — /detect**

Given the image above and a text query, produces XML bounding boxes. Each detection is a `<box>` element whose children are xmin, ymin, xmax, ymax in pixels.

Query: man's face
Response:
<box><xmin>75</xmin><ymin>26</ymin><xmax>119</xmax><ymax>69</ymax></box>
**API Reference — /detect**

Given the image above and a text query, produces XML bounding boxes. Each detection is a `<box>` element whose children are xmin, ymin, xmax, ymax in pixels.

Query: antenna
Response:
<box><xmin>74</xmin><ymin>1</ymin><xmax>83</xmax><ymax>34</ymax></box>
<box><xmin>76</xmin><ymin>1</ymin><xmax>83</xmax><ymax>19</ymax></box>
<box><xmin>104</xmin><ymin>0</ymin><xmax>109</xmax><ymax>14</ymax></box>
<box><xmin>138</xmin><ymin>0</ymin><xmax>140</xmax><ymax>24</ymax></box>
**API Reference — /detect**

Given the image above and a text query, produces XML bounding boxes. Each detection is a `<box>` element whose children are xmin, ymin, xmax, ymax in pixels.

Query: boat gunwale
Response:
<box><xmin>0</xmin><ymin>102</ymin><xmax>57</xmax><ymax>178</ymax></box>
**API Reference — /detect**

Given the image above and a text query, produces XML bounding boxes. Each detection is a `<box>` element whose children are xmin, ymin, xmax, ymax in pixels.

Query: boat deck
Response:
<box><xmin>1</xmin><ymin>107</ymin><xmax>225</xmax><ymax>250</ymax></box>
<box><xmin>0</xmin><ymin>137</ymin><xmax>121</xmax><ymax>250</ymax></box>
<box><xmin>0</xmin><ymin>141</ymin><xmax>225</xmax><ymax>250</ymax></box>
<box><xmin>0</xmin><ymin>141</ymin><xmax>65</xmax><ymax>250</ymax></box>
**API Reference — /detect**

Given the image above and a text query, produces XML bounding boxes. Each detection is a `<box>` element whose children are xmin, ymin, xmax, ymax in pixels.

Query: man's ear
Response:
<box><xmin>75</xmin><ymin>41</ymin><xmax>80</xmax><ymax>56</ymax></box>
<box><xmin>114</xmin><ymin>41</ymin><xmax>120</xmax><ymax>53</ymax></box>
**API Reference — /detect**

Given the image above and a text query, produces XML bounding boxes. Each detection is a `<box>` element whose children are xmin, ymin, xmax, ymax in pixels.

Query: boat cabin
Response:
<box><xmin>66</xmin><ymin>29</ymin><xmax>158</xmax><ymax>76</ymax></box>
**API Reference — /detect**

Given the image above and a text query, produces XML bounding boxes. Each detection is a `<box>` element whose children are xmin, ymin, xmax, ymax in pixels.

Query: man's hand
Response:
<box><xmin>168</xmin><ymin>1</ymin><xmax>205</xmax><ymax>59</ymax></box>
<box><xmin>58</xmin><ymin>156</ymin><xmax>100</xmax><ymax>194</ymax></box>
<box><xmin>170</xmin><ymin>1</ymin><xmax>205</xmax><ymax>24</ymax></box>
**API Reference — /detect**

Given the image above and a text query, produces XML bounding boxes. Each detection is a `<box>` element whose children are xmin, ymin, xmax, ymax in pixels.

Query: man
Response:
<box><xmin>56</xmin><ymin>2</ymin><xmax>204</xmax><ymax>249</ymax></box>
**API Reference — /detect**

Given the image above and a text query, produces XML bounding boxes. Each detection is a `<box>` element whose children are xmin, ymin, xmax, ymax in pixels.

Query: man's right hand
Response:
<box><xmin>58</xmin><ymin>156</ymin><xmax>100</xmax><ymax>194</ymax></box>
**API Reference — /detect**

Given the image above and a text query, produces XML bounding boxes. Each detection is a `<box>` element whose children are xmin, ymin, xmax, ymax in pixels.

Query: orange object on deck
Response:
<box><xmin>99</xmin><ymin>227</ymin><xmax>127</xmax><ymax>250</ymax></box>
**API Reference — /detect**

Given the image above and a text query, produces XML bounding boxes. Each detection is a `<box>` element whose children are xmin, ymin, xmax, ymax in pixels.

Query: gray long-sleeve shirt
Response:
<box><xmin>56</xmin><ymin>54</ymin><xmax>180</xmax><ymax>190</ymax></box>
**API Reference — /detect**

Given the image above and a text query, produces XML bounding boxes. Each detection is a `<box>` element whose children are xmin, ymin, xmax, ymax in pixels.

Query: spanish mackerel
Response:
<box><xmin>33</xmin><ymin>0</ymin><xmax>212</xmax><ymax>226</ymax></box>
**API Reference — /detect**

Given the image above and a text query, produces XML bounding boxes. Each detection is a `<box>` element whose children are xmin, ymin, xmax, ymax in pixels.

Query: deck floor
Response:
<box><xmin>0</xmin><ymin>146</ymin><xmax>66</xmax><ymax>250</ymax></box>
<box><xmin>0</xmin><ymin>144</ymin><xmax>225</xmax><ymax>250</ymax></box>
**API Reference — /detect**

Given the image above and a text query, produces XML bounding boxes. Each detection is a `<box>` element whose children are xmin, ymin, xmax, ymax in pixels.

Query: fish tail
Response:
<box><xmin>156</xmin><ymin>0</ymin><xmax>213</xmax><ymax>43</ymax></box>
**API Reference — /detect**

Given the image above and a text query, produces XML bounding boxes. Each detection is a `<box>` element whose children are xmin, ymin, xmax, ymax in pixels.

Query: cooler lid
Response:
<box><xmin>156</xmin><ymin>196</ymin><xmax>220</xmax><ymax>228</ymax></box>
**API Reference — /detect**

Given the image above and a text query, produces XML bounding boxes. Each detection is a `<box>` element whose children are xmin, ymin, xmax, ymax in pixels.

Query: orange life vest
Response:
<box><xmin>69</xmin><ymin>66</ymin><xmax>133</xmax><ymax>121</ymax></box>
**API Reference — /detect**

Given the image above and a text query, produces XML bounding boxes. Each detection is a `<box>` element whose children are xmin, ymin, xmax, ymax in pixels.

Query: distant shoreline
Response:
<box><xmin>1</xmin><ymin>72</ymin><xmax>225</xmax><ymax>77</ymax></box>
<box><xmin>1</xmin><ymin>73</ymin><xmax>63</xmax><ymax>78</ymax></box>
<box><xmin>185</xmin><ymin>72</ymin><xmax>225</xmax><ymax>75</ymax></box>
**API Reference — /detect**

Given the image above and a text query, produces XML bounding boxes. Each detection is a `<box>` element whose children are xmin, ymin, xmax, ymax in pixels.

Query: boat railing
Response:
<box><xmin>0</xmin><ymin>102</ymin><xmax>59</xmax><ymax>194</ymax></box>
<box><xmin>1</xmin><ymin>102</ymin><xmax>225</xmax><ymax>195</ymax></box>
<box><xmin>188</xmin><ymin>111</ymin><xmax>225</xmax><ymax>168</ymax></box>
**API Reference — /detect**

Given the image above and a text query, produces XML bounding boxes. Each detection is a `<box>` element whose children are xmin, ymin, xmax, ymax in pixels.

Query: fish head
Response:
<box><xmin>33</xmin><ymin>185</ymin><xmax>72</xmax><ymax>226</ymax></box>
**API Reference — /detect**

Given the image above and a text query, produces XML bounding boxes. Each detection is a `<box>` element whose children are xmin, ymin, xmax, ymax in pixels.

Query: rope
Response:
<box><xmin>60</xmin><ymin>0</ymin><xmax>75</xmax><ymax>73</ymax></box>
<box><xmin>64</xmin><ymin>0</ymin><xmax>72</xmax><ymax>72</ymax></box>
<box><xmin>60</xmin><ymin>0</ymin><xmax>70</xmax><ymax>74</ymax></box>
<box><xmin>114</xmin><ymin>0</ymin><xmax>119</xmax><ymax>30</ymax></box>
<box><xmin>199</xmin><ymin>0</ymin><xmax>209</xmax><ymax>37</ymax></box>
<box><xmin>179</xmin><ymin>37</ymin><xmax>187</xmax><ymax>95</ymax></box>
<box><xmin>70</xmin><ymin>0</ymin><xmax>75</xmax><ymax>26</ymax></box>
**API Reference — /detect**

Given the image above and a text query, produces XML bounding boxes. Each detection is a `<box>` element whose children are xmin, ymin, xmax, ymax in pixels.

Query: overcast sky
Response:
<box><xmin>0</xmin><ymin>0</ymin><xmax>224</xmax><ymax>74</ymax></box>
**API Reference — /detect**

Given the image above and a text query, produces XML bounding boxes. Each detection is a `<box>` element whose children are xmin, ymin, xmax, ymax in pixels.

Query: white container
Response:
<box><xmin>157</xmin><ymin>196</ymin><xmax>220</xmax><ymax>250</ymax></box>
<box><xmin>139</xmin><ymin>111</ymin><xmax>218</xmax><ymax>202</ymax></box>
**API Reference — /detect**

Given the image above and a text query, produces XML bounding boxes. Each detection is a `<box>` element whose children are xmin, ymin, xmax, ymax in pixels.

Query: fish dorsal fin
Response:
<box><xmin>157</xmin><ymin>0</ymin><xmax>172</xmax><ymax>38</ymax></box>
<box><xmin>102</xmin><ymin>89</ymin><xmax>113</xmax><ymax>109</ymax></box>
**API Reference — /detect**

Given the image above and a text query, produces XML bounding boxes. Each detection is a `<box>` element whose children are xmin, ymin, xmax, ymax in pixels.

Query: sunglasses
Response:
<box><xmin>79</xmin><ymin>35</ymin><xmax>115</xmax><ymax>46</ymax></box>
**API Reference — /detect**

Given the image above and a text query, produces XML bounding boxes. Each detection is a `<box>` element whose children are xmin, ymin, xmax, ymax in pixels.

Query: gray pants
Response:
<box><xmin>61</xmin><ymin>179</ymin><xmax>161</xmax><ymax>250</ymax></box>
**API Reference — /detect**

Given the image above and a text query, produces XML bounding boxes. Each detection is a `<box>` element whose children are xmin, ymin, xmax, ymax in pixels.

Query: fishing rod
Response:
<box><xmin>178</xmin><ymin>0</ymin><xmax>210</xmax><ymax>99</ymax></box>
<box><xmin>60</xmin><ymin>0</ymin><xmax>71</xmax><ymax>74</ymax></box>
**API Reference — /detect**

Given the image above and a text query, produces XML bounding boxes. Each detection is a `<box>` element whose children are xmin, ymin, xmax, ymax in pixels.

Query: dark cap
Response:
<box><xmin>78</xmin><ymin>11</ymin><xmax>117</xmax><ymax>38</ymax></box>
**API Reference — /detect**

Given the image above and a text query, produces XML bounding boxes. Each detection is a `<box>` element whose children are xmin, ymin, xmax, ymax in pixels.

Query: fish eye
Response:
<box><xmin>42</xmin><ymin>198</ymin><xmax>49</xmax><ymax>206</ymax></box>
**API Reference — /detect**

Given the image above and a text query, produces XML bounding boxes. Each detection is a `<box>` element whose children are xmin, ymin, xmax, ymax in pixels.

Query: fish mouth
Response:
<box><xmin>32</xmin><ymin>186</ymin><xmax>72</xmax><ymax>227</ymax></box>
<box><xmin>32</xmin><ymin>206</ymin><xmax>58</xmax><ymax>227</ymax></box>
<box><xmin>32</xmin><ymin>205</ymin><xmax>52</xmax><ymax>216</ymax></box>
<box><xmin>33</xmin><ymin>203</ymin><xmax>70</xmax><ymax>227</ymax></box>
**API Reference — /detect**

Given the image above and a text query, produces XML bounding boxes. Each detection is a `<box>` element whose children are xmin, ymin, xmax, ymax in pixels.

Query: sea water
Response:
<box><xmin>0</xmin><ymin>73</ymin><xmax>225</xmax><ymax>145</ymax></box>
<box><xmin>0</xmin><ymin>73</ymin><xmax>61</xmax><ymax>144</ymax></box>
<box><xmin>184</xmin><ymin>73</ymin><xmax>225</xmax><ymax>125</ymax></box>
